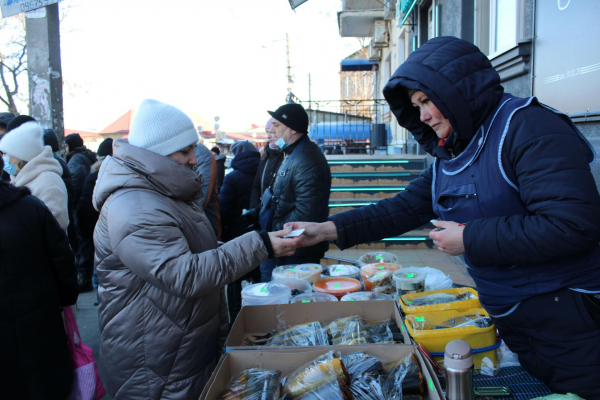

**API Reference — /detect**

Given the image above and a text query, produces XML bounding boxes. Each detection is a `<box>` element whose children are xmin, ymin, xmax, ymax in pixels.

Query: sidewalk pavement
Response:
<box><xmin>74</xmin><ymin>248</ymin><xmax>472</xmax><ymax>400</ymax></box>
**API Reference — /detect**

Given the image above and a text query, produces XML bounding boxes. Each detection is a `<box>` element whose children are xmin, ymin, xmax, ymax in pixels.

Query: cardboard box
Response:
<box><xmin>226</xmin><ymin>300</ymin><xmax>411</xmax><ymax>350</ymax></box>
<box><xmin>199</xmin><ymin>345</ymin><xmax>444</xmax><ymax>399</ymax></box>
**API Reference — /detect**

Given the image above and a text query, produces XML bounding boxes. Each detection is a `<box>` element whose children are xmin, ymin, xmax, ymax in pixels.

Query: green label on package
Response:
<box><xmin>348</xmin><ymin>299</ymin><xmax>355</xmax><ymax>301</ymax></box>
<box><xmin>335</xmin><ymin>268</ymin><xmax>342</xmax><ymax>272</ymax></box>
<box><xmin>375</xmin><ymin>273</ymin><xmax>385</xmax><ymax>278</ymax></box>
<box><xmin>406</xmin><ymin>273</ymin><xmax>415</xmax><ymax>278</ymax></box>
<box><xmin>289</xmin><ymin>269</ymin><xmax>295</xmax><ymax>272</ymax></box>
<box><xmin>376</xmin><ymin>255</ymin><xmax>382</xmax><ymax>259</ymax></box>
<box><xmin>334</xmin><ymin>284</ymin><xmax>341</xmax><ymax>288</ymax></box>
<box><xmin>406</xmin><ymin>300</ymin><xmax>412</xmax><ymax>305</ymax></box>
<box><xmin>302</xmin><ymin>300</ymin><xmax>310</xmax><ymax>303</ymax></box>
<box><xmin>429</xmin><ymin>378</ymin><xmax>434</xmax><ymax>391</ymax></box>
<box><xmin>377</xmin><ymin>266</ymin><xmax>385</xmax><ymax>269</ymax></box>
<box><xmin>260</xmin><ymin>288</ymin><xmax>268</xmax><ymax>293</ymax></box>
<box><xmin>415</xmin><ymin>316</ymin><xmax>425</xmax><ymax>322</ymax></box>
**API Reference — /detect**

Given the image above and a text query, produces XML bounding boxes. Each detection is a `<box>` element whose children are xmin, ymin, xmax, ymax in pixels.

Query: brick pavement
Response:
<box><xmin>74</xmin><ymin>248</ymin><xmax>472</xmax><ymax>400</ymax></box>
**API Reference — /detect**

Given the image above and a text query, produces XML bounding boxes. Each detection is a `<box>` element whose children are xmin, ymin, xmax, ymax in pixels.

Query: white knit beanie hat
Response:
<box><xmin>129</xmin><ymin>99</ymin><xmax>199</xmax><ymax>156</ymax></box>
<box><xmin>0</xmin><ymin>121</ymin><xmax>44</xmax><ymax>162</ymax></box>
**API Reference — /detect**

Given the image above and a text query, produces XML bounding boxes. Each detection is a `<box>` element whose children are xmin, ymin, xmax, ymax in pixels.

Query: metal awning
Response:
<box><xmin>341</xmin><ymin>59</ymin><xmax>379</xmax><ymax>72</ymax></box>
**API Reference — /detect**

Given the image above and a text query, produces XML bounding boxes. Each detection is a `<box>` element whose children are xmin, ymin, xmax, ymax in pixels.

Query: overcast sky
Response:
<box><xmin>55</xmin><ymin>0</ymin><xmax>361</xmax><ymax>132</ymax></box>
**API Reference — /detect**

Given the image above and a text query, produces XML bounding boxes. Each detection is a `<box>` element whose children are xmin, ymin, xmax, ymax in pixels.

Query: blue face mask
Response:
<box><xmin>275</xmin><ymin>129</ymin><xmax>293</xmax><ymax>150</ymax></box>
<box><xmin>2</xmin><ymin>155</ymin><xmax>17</xmax><ymax>176</ymax></box>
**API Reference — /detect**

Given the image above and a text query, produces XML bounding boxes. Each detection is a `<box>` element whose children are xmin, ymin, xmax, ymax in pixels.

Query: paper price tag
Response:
<box><xmin>260</xmin><ymin>288</ymin><xmax>268</xmax><ymax>293</ymax></box>
<box><xmin>428</xmin><ymin>378</ymin><xmax>434</xmax><ymax>391</ymax></box>
<box><xmin>348</xmin><ymin>299</ymin><xmax>355</xmax><ymax>301</ymax></box>
<box><xmin>302</xmin><ymin>300</ymin><xmax>310</xmax><ymax>303</ymax></box>
<box><xmin>375</xmin><ymin>273</ymin><xmax>385</xmax><ymax>278</ymax></box>
<box><xmin>376</xmin><ymin>255</ymin><xmax>382</xmax><ymax>260</ymax></box>
<box><xmin>289</xmin><ymin>269</ymin><xmax>295</xmax><ymax>272</ymax></box>
<box><xmin>377</xmin><ymin>266</ymin><xmax>385</xmax><ymax>269</ymax></box>
<box><xmin>334</xmin><ymin>284</ymin><xmax>341</xmax><ymax>288</ymax></box>
<box><xmin>415</xmin><ymin>316</ymin><xmax>425</xmax><ymax>322</ymax></box>
<box><xmin>407</xmin><ymin>273</ymin><xmax>415</xmax><ymax>278</ymax></box>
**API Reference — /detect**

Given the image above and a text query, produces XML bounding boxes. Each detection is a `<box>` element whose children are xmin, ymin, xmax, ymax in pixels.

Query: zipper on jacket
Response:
<box><xmin>448</xmin><ymin>148</ymin><xmax>456</xmax><ymax>158</ymax></box>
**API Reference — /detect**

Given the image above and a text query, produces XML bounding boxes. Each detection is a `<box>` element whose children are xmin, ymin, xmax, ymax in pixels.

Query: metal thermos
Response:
<box><xmin>444</xmin><ymin>340</ymin><xmax>474</xmax><ymax>400</ymax></box>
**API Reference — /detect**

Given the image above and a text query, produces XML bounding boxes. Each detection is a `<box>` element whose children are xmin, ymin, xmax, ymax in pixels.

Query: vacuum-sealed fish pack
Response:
<box><xmin>217</xmin><ymin>368</ymin><xmax>281</xmax><ymax>400</ymax></box>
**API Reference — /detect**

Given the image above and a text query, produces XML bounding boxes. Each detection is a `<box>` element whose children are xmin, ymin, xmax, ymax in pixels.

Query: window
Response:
<box><xmin>475</xmin><ymin>0</ymin><xmax>525</xmax><ymax>57</ymax></box>
<box><xmin>428</xmin><ymin>5</ymin><xmax>435</xmax><ymax>40</ymax></box>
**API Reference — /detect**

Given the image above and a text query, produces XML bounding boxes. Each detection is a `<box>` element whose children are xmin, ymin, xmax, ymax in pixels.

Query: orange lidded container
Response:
<box><xmin>312</xmin><ymin>277</ymin><xmax>361</xmax><ymax>300</ymax></box>
<box><xmin>360</xmin><ymin>263</ymin><xmax>402</xmax><ymax>292</ymax></box>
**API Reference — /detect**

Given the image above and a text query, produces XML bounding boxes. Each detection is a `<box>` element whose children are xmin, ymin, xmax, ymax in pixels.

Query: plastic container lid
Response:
<box><xmin>241</xmin><ymin>282</ymin><xmax>291</xmax><ymax>306</ymax></box>
<box><xmin>313</xmin><ymin>277</ymin><xmax>361</xmax><ymax>300</ymax></box>
<box><xmin>291</xmin><ymin>292</ymin><xmax>339</xmax><ymax>303</ymax></box>
<box><xmin>357</xmin><ymin>251</ymin><xmax>399</xmax><ymax>266</ymax></box>
<box><xmin>274</xmin><ymin>278</ymin><xmax>312</xmax><ymax>296</ymax></box>
<box><xmin>324</xmin><ymin>264</ymin><xmax>361</xmax><ymax>280</ymax></box>
<box><xmin>393</xmin><ymin>267</ymin><xmax>427</xmax><ymax>291</ymax></box>
<box><xmin>340</xmin><ymin>291</ymin><xmax>393</xmax><ymax>302</ymax></box>
<box><xmin>360</xmin><ymin>263</ymin><xmax>402</xmax><ymax>291</ymax></box>
<box><xmin>272</xmin><ymin>264</ymin><xmax>322</xmax><ymax>283</ymax></box>
<box><xmin>444</xmin><ymin>340</ymin><xmax>473</xmax><ymax>370</ymax></box>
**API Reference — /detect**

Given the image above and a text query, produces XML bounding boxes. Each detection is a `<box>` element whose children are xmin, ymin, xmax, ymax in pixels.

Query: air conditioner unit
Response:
<box><xmin>369</xmin><ymin>45</ymin><xmax>381</xmax><ymax>62</ymax></box>
<box><xmin>372</xmin><ymin>20</ymin><xmax>389</xmax><ymax>48</ymax></box>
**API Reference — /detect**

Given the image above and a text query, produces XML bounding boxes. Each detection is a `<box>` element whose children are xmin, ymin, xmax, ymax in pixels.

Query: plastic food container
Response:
<box><xmin>357</xmin><ymin>251</ymin><xmax>399</xmax><ymax>266</ymax></box>
<box><xmin>360</xmin><ymin>263</ymin><xmax>402</xmax><ymax>293</ymax></box>
<box><xmin>399</xmin><ymin>287</ymin><xmax>481</xmax><ymax>314</ymax></box>
<box><xmin>312</xmin><ymin>277</ymin><xmax>361</xmax><ymax>300</ymax></box>
<box><xmin>392</xmin><ymin>267</ymin><xmax>427</xmax><ymax>296</ymax></box>
<box><xmin>241</xmin><ymin>282</ymin><xmax>292</xmax><ymax>306</ymax></box>
<box><xmin>274</xmin><ymin>278</ymin><xmax>312</xmax><ymax>297</ymax></box>
<box><xmin>290</xmin><ymin>292</ymin><xmax>339</xmax><ymax>303</ymax></box>
<box><xmin>323</xmin><ymin>264</ymin><xmax>361</xmax><ymax>280</ymax></box>
<box><xmin>404</xmin><ymin>308</ymin><xmax>497</xmax><ymax>369</ymax></box>
<box><xmin>271</xmin><ymin>264</ymin><xmax>322</xmax><ymax>284</ymax></box>
<box><xmin>340</xmin><ymin>291</ymin><xmax>393</xmax><ymax>302</ymax></box>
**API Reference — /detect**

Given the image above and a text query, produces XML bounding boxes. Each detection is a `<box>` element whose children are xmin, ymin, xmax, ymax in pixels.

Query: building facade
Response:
<box><xmin>337</xmin><ymin>0</ymin><xmax>600</xmax><ymax>188</ymax></box>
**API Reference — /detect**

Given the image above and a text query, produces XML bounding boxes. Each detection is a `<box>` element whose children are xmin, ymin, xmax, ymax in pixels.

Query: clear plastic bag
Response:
<box><xmin>340</xmin><ymin>352</ymin><xmax>383</xmax><ymax>381</ymax></box>
<box><xmin>419</xmin><ymin>266</ymin><xmax>453</xmax><ymax>291</ymax></box>
<box><xmin>218</xmin><ymin>368</ymin><xmax>281</xmax><ymax>400</ymax></box>
<box><xmin>340</xmin><ymin>292</ymin><xmax>393</xmax><ymax>302</ymax></box>
<box><xmin>364</xmin><ymin>320</ymin><xmax>395</xmax><ymax>344</ymax></box>
<box><xmin>328</xmin><ymin>316</ymin><xmax>369</xmax><ymax>345</ymax></box>
<box><xmin>280</xmin><ymin>351</ymin><xmax>351</xmax><ymax>400</ymax></box>
<box><xmin>407</xmin><ymin>312</ymin><xmax>492</xmax><ymax>331</ymax></box>
<box><xmin>348</xmin><ymin>374</ymin><xmax>387</xmax><ymax>400</ymax></box>
<box><xmin>382</xmin><ymin>354</ymin><xmax>425</xmax><ymax>399</ymax></box>
<box><xmin>265</xmin><ymin>321</ymin><xmax>329</xmax><ymax>347</ymax></box>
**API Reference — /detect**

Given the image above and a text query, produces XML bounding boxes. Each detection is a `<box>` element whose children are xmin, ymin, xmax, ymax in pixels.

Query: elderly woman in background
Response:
<box><xmin>0</xmin><ymin>121</ymin><xmax>69</xmax><ymax>230</ymax></box>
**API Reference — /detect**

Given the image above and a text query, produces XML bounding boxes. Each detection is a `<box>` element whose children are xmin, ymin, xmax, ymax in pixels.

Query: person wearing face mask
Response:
<box><xmin>284</xmin><ymin>36</ymin><xmax>600</xmax><ymax>398</ymax></box>
<box><xmin>93</xmin><ymin>99</ymin><xmax>299</xmax><ymax>399</ymax></box>
<box><xmin>257</xmin><ymin>103</ymin><xmax>331</xmax><ymax>281</ymax></box>
<box><xmin>0</xmin><ymin>121</ymin><xmax>69</xmax><ymax>231</ymax></box>
<box><xmin>245</xmin><ymin>118</ymin><xmax>284</xmax><ymax>222</ymax></box>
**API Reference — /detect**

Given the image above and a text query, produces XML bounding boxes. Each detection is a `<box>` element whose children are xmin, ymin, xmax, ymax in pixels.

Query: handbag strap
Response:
<box><xmin>271</xmin><ymin>137</ymin><xmax>307</xmax><ymax>199</ymax></box>
<box><xmin>63</xmin><ymin>306</ymin><xmax>82</xmax><ymax>346</ymax></box>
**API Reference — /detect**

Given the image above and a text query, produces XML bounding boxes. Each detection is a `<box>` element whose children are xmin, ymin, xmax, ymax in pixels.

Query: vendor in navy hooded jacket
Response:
<box><xmin>285</xmin><ymin>37</ymin><xmax>600</xmax><ymax>397</ymax></box>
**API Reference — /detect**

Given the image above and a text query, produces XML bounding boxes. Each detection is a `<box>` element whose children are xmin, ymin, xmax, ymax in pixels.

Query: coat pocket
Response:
<box><xmin>436</xmin><ymin>183</ymin><xmax>483</xmax><ymax>222</ymax></box>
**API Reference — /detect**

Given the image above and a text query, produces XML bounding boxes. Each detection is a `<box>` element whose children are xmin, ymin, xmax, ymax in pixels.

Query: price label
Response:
<box><xmin>376</xmin><ymin>255</ymin><xmax>382</xmax><ymax>260</ymax></box>
<box><xmin>377</xmin><ymin>266</ymin><xmax>385</xmax><ymax>270</ymax></box>
<box><xmin>335</xmin><ymin>268</ymin><xmax>342</xmax><ymax>272</ymax></box>
<box><xmin>289</xmin><ymin>269</ymin><xmax>295</xmax><ymax>272</ymax></box>
<box><xmin>334</xmin><ymin>284</ymin><xmax>341</xmax><ymax>288</ymax></box>
<box><xmin>429</xmin><ymin>378</ymin><xmax>435</xmax><ymax>391</ymax></box>
<box><xmin>260</xmin><ymin>288</ymin><xmax>268</xmax><ymax>293</ymax></box>
<box><xmin>302</xmin><ymin>300</ymin><xmax>310</xmax><ymax>303</ymax></box>
<box><xmin>415</xmin><ymin>316</ymin><xmax>425</xmax><ymax>322</ymax></box>
<box><xmin>347</xmin><ymin>299</ymin><xmax>355</xmax><ymax>301</ymax></box>
<box><xmin>375</xmin><ymin>273</ymin><xmax>385</xmax><ymax>278</ymax></box>
<box><xmin>407</xmin><ymin>273</ymin><xmax>415</xmax><ymax>278</ymax></box>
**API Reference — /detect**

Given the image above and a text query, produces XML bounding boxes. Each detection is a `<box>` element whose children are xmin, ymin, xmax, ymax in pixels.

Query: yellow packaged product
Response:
<box><xmin>399</xmin><ymin>287</ymin><xmax>480</xmax><ymax>314</ymax></box>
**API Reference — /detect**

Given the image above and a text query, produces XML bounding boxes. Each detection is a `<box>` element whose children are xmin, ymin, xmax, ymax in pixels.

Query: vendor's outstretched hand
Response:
<box><xmin>283</xmin><ymin>221</ymin><xmax>338</xmax><ymax>248</ymax></box>
<box><xmin>429</xmin><ymin>220</ymin><xmax>465</xmax><ymax>256</ymax></box>
<box><xmin>269</xmin><ymin>228</ymin><xmax>302</xmax><ymax>257</ymax></box>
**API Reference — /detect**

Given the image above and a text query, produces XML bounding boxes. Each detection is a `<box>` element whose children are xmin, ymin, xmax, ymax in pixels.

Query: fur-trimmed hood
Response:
<box><xmin>0</xmin><ymin>181</ymin><xmax>31</xmax><ymax>209</ymax></box>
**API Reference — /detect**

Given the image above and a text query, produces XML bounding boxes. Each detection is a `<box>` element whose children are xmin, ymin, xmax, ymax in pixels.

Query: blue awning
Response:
<box><xmin>341</xmin><ymin>59</ymin><xmax>378</xmax><ymax>72</ymax></box>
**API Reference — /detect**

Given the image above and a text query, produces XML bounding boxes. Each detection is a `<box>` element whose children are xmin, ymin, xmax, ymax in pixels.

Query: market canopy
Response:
<box><xmin>341</xmin><ymin>59</ymin><xmax>379</xmax><ymax>72</ymax></box>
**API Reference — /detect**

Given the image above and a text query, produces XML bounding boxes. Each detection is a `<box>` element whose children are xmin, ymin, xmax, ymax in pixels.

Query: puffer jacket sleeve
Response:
<box><xmin>110</xmin><ymin>199</ymin><xmax>268</xmax><ymax>299</ymax></box>
<box><xmin>37</xmin><ymin>172</ymin><xmax>70</xmax><ymax>231</ymax></box>
<box><xmin>218</xmin><ymin>287</ymin><xmax>230</xmax><ymax>350</ymax></box>
<box><xmin>41</xmin><ymin>198</ymin><xmax>78</xmax><ymax>306</ymax></box>
<box><xmin>464</xmin><ymin>105</ymin><xmax>600</xmax><ymax>267</ymax></box>
<box><xmin>330</xmin><ymin>166</ymin><xmax>437</xmax><ymax>250</ymax></box>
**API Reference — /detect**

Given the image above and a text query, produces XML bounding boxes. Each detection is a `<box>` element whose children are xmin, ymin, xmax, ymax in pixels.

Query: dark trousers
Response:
<box><xmin>259</xmin><ymin>256</ymin><xmax>322</xmax><ymax>282</ymax></box>
<box><xmin>490</xmin><ymin>287</ymin><xmax>600</xmax><ymax>399</ymax></box>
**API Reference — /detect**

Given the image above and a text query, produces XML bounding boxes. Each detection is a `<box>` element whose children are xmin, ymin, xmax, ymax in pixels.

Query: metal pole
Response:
<box><xmin>25</xmin><ymin>3</ymin><xmax>64</xmax><ymax>144</ymax></box>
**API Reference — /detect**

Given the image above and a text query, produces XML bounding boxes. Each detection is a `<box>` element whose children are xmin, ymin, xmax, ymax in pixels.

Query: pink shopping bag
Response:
<box><xmin>64</xmin><ymin>306</ymin><xmax>106</xmax><ymax>400</ymax></box>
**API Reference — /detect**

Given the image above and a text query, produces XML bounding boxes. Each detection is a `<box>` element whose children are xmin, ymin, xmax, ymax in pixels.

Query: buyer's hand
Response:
<box><xmin>429</xmin><ymin>220</ymin><xmax>465</xmax><ymax>256</ymax></box>
<box><xmin>269</xmin><ymin>228</ymin><xmax>302</xmax><ymax>257</ymax></box>
<box><xmin>283</xmin><ymin>221</ymin><xmax>338</xmax><ymax>248</ymax></box>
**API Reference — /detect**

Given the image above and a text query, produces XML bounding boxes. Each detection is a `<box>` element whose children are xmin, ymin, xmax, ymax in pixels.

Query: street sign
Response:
<box><xmin>2</xmin><ymin>0</ymin><xmax>60</xmax><ymax>18</ymax></box>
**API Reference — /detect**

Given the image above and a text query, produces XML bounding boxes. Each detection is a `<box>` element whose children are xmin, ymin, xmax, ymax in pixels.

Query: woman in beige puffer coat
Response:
<box><xmin>0</xmin><ymin>121</ymin><xmax>69</xmax><ymax>230</ymax></box>
<box><xmin>92</xmin><ymin>100</ymin><xmax>296</xmax><ymax>399</ymax></box>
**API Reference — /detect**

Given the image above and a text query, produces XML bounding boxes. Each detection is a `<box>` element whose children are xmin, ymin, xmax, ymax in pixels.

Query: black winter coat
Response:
<box><xmin>330</xmin><ymin>36</ymin><xmax>600</xmax><ymax>269</ymax></box>
<box><xmin>219</xmin><ymin>151</ymin><xmax>260</xmax><ymax>241</ymax></box>
<box><xmin>0</xmin><ymin>182</ymin><xmax>78</xmax><ymax>400</ymax></box>
<box><xmin>76</xmin><ymin>165</ymin><xmax>101</xmax><ymax>240</ymax></box>
<box><xmin>67</xmin><ymin>146</ymin><xmax>97</xmax><ymax>207</ymax></box>
<box><xmin>249</xmin><ymin>147</ymin><xmax>283</xmax><ymax>210</ymax></box>
<box><xmin>271</xmin><ymin>135</ymin><xmax>331</xmax><ymax>258</ymax></box>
